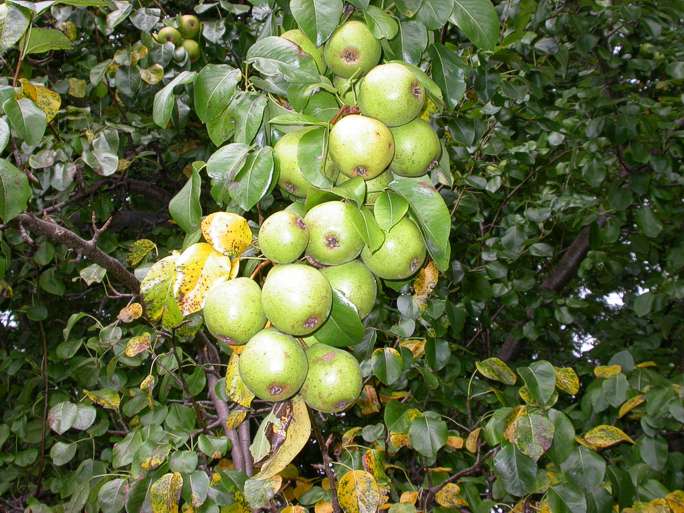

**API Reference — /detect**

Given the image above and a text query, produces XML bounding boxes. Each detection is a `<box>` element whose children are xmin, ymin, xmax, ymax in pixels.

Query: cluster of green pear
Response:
<box><xmin>155</xmin><ymin>14</ymin><xmax>201</xmax><ymax>63</ymax></box>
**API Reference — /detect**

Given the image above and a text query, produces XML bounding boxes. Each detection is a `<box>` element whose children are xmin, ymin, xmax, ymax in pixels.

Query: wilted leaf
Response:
<box><xmin>118</xmin><ymin>302</ymin><xmax>143</xmax><ymax>323</ymax></box>
<box><xmin>337</xmin><ymin>470</ymin><xmax>382</xmax><ymax>513</ymax></box>
<box><xmin>342</xmin><ymin>427</ymin><xmax>363</xmax><ymax>447</ymax></box>
<box><xmin>140</xmin><ymin>63</ymin><xmax>164</xmax><ymax>85</ymax></box>
<box><xmin>447</xmin><ymin>435</ymin><xmax>464</xmax><ymax>449</ymax></box>
<box><xmin>476</xmin><ymin>357</ymin><xmax>517</xmax><ymax>385</ymax></box>
<box><xmin>619</xmin><ymin>394</ymin><xmax>646</xmax><ymax>419</ymax></box>
<box><xmin>554</xmin><ymin>367</ymin><xmax>580</xmax><ymax>395</ymax></box>
<box><xmin>140</xmin><ymin>254</ymin><xmax>183</xmax><ymax>330</ymax></box>
<box><xmin>83</xmin><ymin>389</ymin><xmax>120</xmax><ymax>410</ymax></box>
<box><xmin>666</xmin><ymin>490</ymin><xmax>684</xmax><ymax>513</ymax></box>
<box><xmin>174</xmin><ymin>243</ymin><xmax>233</xmax><ymax>316</ymax></box>
<box><xmin>201</xmin><ymin>211</ymin><xmax>252</xmax><ymax>257</ymax></box>
<box><xmin>581</xmin><ymin>424</ymin><xmax>634</xmax><ymax>450</ymax></box>
<box><xmin>465</xmin><ymin>427</ymin><xmax>481</xmax><ymax>454</ymax></box>
<box><xmin>225</xmin><ymin>352</ymin><xmax>254</xmax><ymax>408</ymax></box>
<box><xmin>413</xmin><ymin>261</ymin><xmax>438</xmax><ymax>310</ymax></box>
<box><xmin>150</xmin><ymin>472</ymin><xmax>183</xmax><ymax>513</ymax></box>
<box><xmin>400</xmin><ymin>491</ymin><xmax>418</xmax><ymax>505</ymax></box>
<box><xmin>226</xmin><ymin>409</ymin><xmax>249</xmax><ymax>430</ymax></box>
<box><xmin>594</xmin><ymin>365</ymin><xmax>622</xmax><ymax>378</ymax></box>
<box><xmin>20</xmin><ymin>79</ymin><xmax>61</xmax><ymax>122</ymax></box>
<box><xmin>358</xmin><ymin>385</ymin><xmax>381</xmax><ymax>416</ymax></box>
<box><xmin>435</xmin><ymin>483</ymin><xmax>466</xmax><ymax>508</ymax></box>
<box><xmin>399</xmin><ymin>338</ymin><xmax>426</xmax><ymax>358</ymax></box>
<box><xmin>124</xmin><ymin>333</ymin><xmax>151</xmax><ymax>357</ymax></box>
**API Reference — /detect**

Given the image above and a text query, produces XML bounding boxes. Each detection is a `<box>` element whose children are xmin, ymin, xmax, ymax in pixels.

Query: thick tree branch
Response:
<box><xmin>15</xmin><ymin>213</ymin><xmax>139</xmax><ymax>293</ymax></box>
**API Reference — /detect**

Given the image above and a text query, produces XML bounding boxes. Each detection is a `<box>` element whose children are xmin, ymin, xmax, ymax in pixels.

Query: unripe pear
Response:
<box><xmin>361</xmin><ymin>216</ymin><xmax>426</xmax><ymax>280</ymax></box>
<box><xmin>282</xmin><ymin>29</ymin><xmax>326</xmax><ymax>74</ymax></box>
<box><xmin>274</xmin><ymin>130</ymin><xmax>315</xmax><ymax>198</ymax></box>
<box><xmin>258</xmin><ymin>210</ymin><xmax>309</xmax><ymax>264</ymax></box>
<box><xmin>358</xmin><ymin>63</ymin><xmax>425</xmax><ymax>126</ymax></box>
<box><xmin>301</xmin><ymin>344</ymin><xmax>362</xmax><ymax>413</ymax></box>
<box><xmin>261</xmin><ymin>264</ymin><xmax>332</xmax><ymax>336</ymax></box>
<box><xmin>329</xmin><ymin>115</ymin><xmax>394</xmax><ymax>180</ymax></box>
<box><xmin>390</xmin><ymin>119</ymin><xmax>441</xmax><ymax>177</ymax></box>
<box><xmin>321</xmin><ymin>260</ymin><xmax>377</xmax><ymax>318</ymax></box>
<box><xmin>203</xmin><ymin>278</ymin><xmax>267</xmax><ymax>345</ymax></box>
<box><xmin>323</xmin><ymin>21</ymin><xmax>381</xmax><ymax>78</ymax></box>
<box><xmin>179</xmin><ymin>15</ymin><xmax>201</xmax><ymax>40</ymax></box>
<box><xmin>238</xmin><ymin>328</ymin><xmax>308</xmax><ymax>401</ymax></box>
<box><xmin>304</xmin><ymin>201</ymin><xmax>363</xmax><ymax>265</ymax></box>
<box><xmin>182</xmin><ymin>39</ymin><xmax>201</xmax><ymax>62</ymax></box>
<box><xmin>156</xmin><ymin>27</ymin><xmax>182</xmax><ymax>46</ymax></box>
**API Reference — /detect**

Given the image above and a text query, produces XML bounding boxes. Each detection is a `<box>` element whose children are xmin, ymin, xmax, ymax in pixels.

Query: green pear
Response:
<box><xmin>304</xmin><ymin>201</ymin><xmax>364</xmax><ymax>265</ymax></box>
<box><xmin>203</xmin><ymin>278</ymin><xmax>267</xmax><ymax>345</ymax></box>
<box><xmin>323</xmin><ymin>21</ymin><xmax>381</xmax><ymax>78</ymax></box>
<box><xmin>362</xmin><ymin>216</ymin><xmax>426</xmax><ymax>280</ymax></box>
<box><xmin>258</xmin><ymin>210</ymin><xmax>309</xmax><ymax>264</ymax></box>
<box><xmin>358</xmin><ymin>63</ymin><xmax>425</xmax><ymax>126</ymax></box>
<box><xmin>329</xmin><ymin>115</ymin><xmax>394</xmax><ymax>179</ymax></box>
<box><xmin>301</xmin><ymin>344</ymin><xmax>362</xmax><ymax>413</ymax></box>
<box><xmin>390</xmin><ymin>119</ymin><xmax>441</xmax><ymax>177</ymax></box>
<box><xmin>274</xmin><ymin>129</ymin><xmax>315</xmax><ymax>198</ymax></box>
<box><xmin>321</xmin><ymin>260</ymin><xmax>377</xmax><ymax>318</ymax></box>
<box><xmin>261</xmin><ymin>264</ymin><xmax>332</xmax><ymax>336</ymax></box>
<box><xmin>179</xmin><ymin>14</ymin><xmax>201</xmax><ymax>40</ymax></box>
<box><xmin>238</xmin><ymin>328</ymin><xmax>308</xmax><ymax>401</ymax></box>
<box><xmin>156</xmin><ymin>27</ymin><xmax>182</xmax><ymax>47</ymax></box>
<box><xmin>282</xmin><ymin>29</ymin><xmax>326</xmax><ymax>74</ymax></box>
<box><xmin>182</xmin><ymin>39</ymin><xmax>201</xmax><ymax>62</ymax></box>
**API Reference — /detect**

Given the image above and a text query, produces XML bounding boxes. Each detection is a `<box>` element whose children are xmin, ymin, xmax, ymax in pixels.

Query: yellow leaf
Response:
<box><xmin>83</xmin><ymin>389</ymin><xmax>120</xmax><ymax>410</ymax></box>
<box><xmin>379</xmin><ymin>390</ymin><xmax>411</xmax><ymax>404</ymax></box>
<box><xmin>128</xmin><ymin>239</ymin><xmax>157</xmax><ymax>266</ymax></box>
<box><xmin>420</xmin><ymin>95</ymin><xmax>440</xmax><ymax>121</ymax></box>
<box><xmin>539</xmin><ymin>499</ymin><xmax>552</xmax><ymax>513</ymax></box>
<box><xmin>174</xmin><ymin>243</ymin><xmax>233</xmax><ymax>316</ymax></box>
<box><xmin>413</xmin><ymin>261</ymin><xmax>438</xmax><ymax>310</ymax></box>
<box><xmin>226</xmin><ymin>409</ymin><xmax>249</xmax><ymax>431</ymax></box>
<box><xmin>582</xmin><ymin>424</ymin><xmax>635</xmax><ymax>450</ymax></box>
<box><xmin>140</xmin><ymin>63</ymin><xmax>165</xmax><ymax>85</ymax></box>
<box><xmin>399</xmin><ymin>338</ymin><xmax>426</xmax><ymax>358</ymax></box>
<box><xmin>465</xmin><ymin>428</ymin><xmax>481</xmax><ymax>454</ymax></box>
<box><xmin>315</xmin><ymin>501</ymin><xmax>333</xmax><ymax>513</ymax></box>
<box><xmin>476</xmin><ymin>357</ymin><xmax>517</xmax><ymax>385</ymax></box>
<box><xmin>635</xmin><ymin>498</ymin><xmax>672</xmax><ymax>513</ymax></box>
<box><xmin>554</xmin><ymin>367</ymin><xmax>580</xmax><ymax>395</ymax></box>
<box><xmin>125</xmin><ymin>332</ymin><xmax>152</xmax><ymax>357</ymax></box>
<box><xmin>59</xmin><ymin>20</ymin><xmax>78</xmax><ymax>41</ymax></box>
<box><xmin>446</xmin><ymin>435</ymin><xmax>464</xmax><ymax>450</ymax></box>
<box><xmin>666</xmin><ymin>490</ymin><xmax>684</xmax><ymax>513</ymax></box>
<box><xmin>337</xmin><ymin>470</ymin><xmax>382</xmax><ymax>513</ymax></box>
<box><xmin>594</xmin><ymin>365</ymin><xmax>622</xmax><ymax>378</ymax></box>
<box><xmin>342</xmin><ymin>427</ymin><xmax>363</xmax><ymax>447</ymax></box>
<box><xmin>118</xmin><ymin>302</ymin><xmax>143</xmax><ymax>323</ymax></box>
<box><xmin>427</xmin><ymin>467</ymin><xmax>452</xmax><ymax>473</ymax></box>
<box><xmin>150</xmin><ymin>472</ymin><xmax>183</xmax><ymax>513</ymax></box>
<box><xmin>358</xmin><ymin>385</ymin><xmax>381</xmax><ymax>416</ymax></box>
<box><xmin>140</xmin><ymin>374</ymin><xmax>155</xmax><ymax>392</ymax></box>
<box><xmin>618</xmin><ymin>395</ymin><xmax>646</xmax><ymax>419</ymax></box>
<box><xmin>140</xmin><ymin>254</ymin><xmax>183</xmax><ymax>330</ymax></box>
<box><xmin>201</xmin><ymin>212</ymin><xmax>252</xmax><ymax>257</ymax></box>
<box><xmin>68</xmin><ymin>78</ymin><xmax>87</xmax><ymax>98</ymax></box>
<box><xmin>20</xmin><ymin>79</ymin><xmax>61</xmax><ymax>122</ymax></box>
<box><xmin>637</xmin><ymin>361</ymin><xmax>657</xmax><ymax>368</ymax></box>
<box><xmin>282</xmin><ymin>507</ymin><xmax>308</xmax><ymax>513</ymax></box>
<box><xmin>389</xmin><ymin>432</ymin><xmax>410</xmax><ymax>450</ymax></box>
<box><xmin>363</xmin><ymin>449</ymin><xmax>389</xmax><ymax>486</ymax></box>
<box><xmin>435</xmin><ymin>483</ymin><xmax>466</xmax><ymax>508</ymax></box>
<box><xmin>291</xmin><ymin>478</ymin><xmax>313</xmax><ymax>500</ymax></box>
<box><xmin>256</xmin><ymin>396</ymin><xmax>311</xmax><ymax>480</ymax></box>
<box><xmin>131</xmin><ymin>41</ymin><xmax>148</xmax><ymax>66</ymax></box>
<box><xmin>225</xmin><ymin>352</ymin><xmax>254</xmax><ymax>408</ymax></box>
<box><xmin>399</xmin><ymin>491</ymin><xmax>418</xmax><ymax>505</ymax></box>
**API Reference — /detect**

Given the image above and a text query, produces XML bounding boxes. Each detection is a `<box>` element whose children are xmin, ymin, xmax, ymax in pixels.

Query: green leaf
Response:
<box><xmin>50</xmin><ymin>441</ymin><xmax>77</xmax><ymax>466</ymax></box>
<box><xmin>548</xmin><ymin>483</ymin><xmax>587</xmax><ymax>513</ymax></box>
<box><xmin>23</xmin><ymin>27</ymin><xmax>73</xmax><ymax>54</ymax></box>
<box><xmin>98</xmin><ymin>478</ymin><xmax>127</xmax><ymax>513</ymax></box>
<box><xmin>0</xmin><ymin>158</ymin><xmax>31</xmax><ymax>222</ymax></box>
<box><xmin>73</xmin><ymin>404</ymin><xmax>97</xmax><ymax>430</ymax></box>
<box><xmin>639</xmin><ymin>435</ymin><xmax>668</xmax><ymax>471</ymax></box>
<box><xmin>82</xmin><ymin>128</ymin><xmax>119</xmax><ymax>176</ymax></box>
<box><xmin>635</xmin><ymin>206</ymin><xmax>663</xmax><ymax>238</ymax></box>
<box><xmin>269</xmin><ymin>112</ymin><xmax>327</xmax><ymax>126</ymax></box>
<box><xmin>428</xmin><ymin>43</ymin><xmax>466</xmax><ymax>109</ymax></box>
<box><xmin>3</xmin><ymin>97</ymin><xmax>47</xmax><ymax>146</ymax></box>
<box><xmin>389</xmin><ymin>21</ymin><xmax>428</xmax><ymax>65</ymax></box>
<box><xmin>0</xmin><ymin>117</ymin><xmax>9</xmax><ymax>153</ymax></box>
<box><xmin>313</xmin><ymin>288</ymin><xmax>364</xmax><ymax>347</ymax></box>
<box><xmin>113</xmin><ymin>431</ymin><xmax>143</xmax><ymax>468</ymax></box>
<box><xmin>415</xmin><ymin>0</ymin><xmax>453</xmax><ymax>30</ymax></box>
<box><xmin>169</xmin><ymin>168</ymin><xmax>202</xmax><ymax>234</ymax></box>
<box><xmin>193</xmin><ymin>64</ymin><xmax>241</xmax><ymax>123</ymax></box>
<box><xmin>476</xmin><ymin>357</ymin><xmax>517</xmax><ymax>385</ymax></box>
<box><xmin>48</xmin><ymin>401</ymin><xmax>78</xmax><ymax>434</ymax></box>
<box><xmin>0</xmin><ymin>3</ymin><xmax>30</xmax><ymax>52</ymax></box>
<box><xmin>374</xmin><ymin>190</ymin><xmax>408</xmax><ymax>231</ymax></box>
<box><xmin>332</xmin><ymin>177</ymin><xmax>366</xmax><ymax>207</ymax></box>
<box><xmin>297</xmin><ymin>126</ymin><xmax>333</xmax><ymax>188</ymax></box>
<box><xmin>207</xmin><ymin>143</ymin><xmax>250</xmax><ymax>182</ymax></box>
<box><xmin>450</xmin><ymin>0</ymin><xmax>500</xmax><ymax>50</ymax></box>
<box><xmin>197</xmin><ymin>434</ymin><xmax>228</xmax><ymax>458</ymax></box>
<box><xmin>633</xmin><ymin>291</ymin><xmax>654</xmax><ymax>317</ymax></box>
<box><xmin>291</xmin><ymin>0</ymin><xmax>343</xmax><ymax>46</ymax></box>
<box><xmin>517</xmin><ymin>360</ymin><xmax>556</xmax><ymax>406</ymax></box>
<box><xmin>364</xmin><ymin>6</ymin><xmax>399</xmax><ymax>40</ymax></box>
<box><xmin>233</xmin><ymin>146</ymin><xmax>275</xmax><ymax>211</ymax></box>
<box><xmin>350</xmin><ymin>205</ymin><xmax>385</xmax><ymax>253</ymax></box>
<box><xmin>246</xmin><ymin>36</ymin><xmax>319</xmax><ymax>83</ymax></box>
<box><xmin>371</xmin><ymin>347</ymin><xmax>404</xmax><ymax>385</ymax></box>
<box><xmin>186</xmin><ymin>471</ymin><xmax>210</xmax><ymax>508</ymax></box>
<box><xmin>547</xmin><ymin>409</ymin><xmax>575</xmax><ymax>464</ymax></box>
<box><xmin>560</xmin><ymin>446</ymin><xmax>605</xmax><ymax>491</ymax></box>
<box><xmin>493</xmin><ymin>443</ymin><xmax>537</xmax><ymax>497</ymax></box>
<box><xmin>244</xmin><ymin>476</ymin><xmax>281</xmax><ymax>509</ymax></box>
<box><xmin>153</xmin><ymin>71</ymin><xmax>197</xmax><ymax>128</ymax></box>
<box><xmin>511</xmin><ymin>413</ymin><xmax>555</xmax><ymax>461</ymax></box>
<box><xmin>408</xmin><ymin>411</ymin><xmax>447</xmax><ymax>459</ymax></box>
<box><xmin>169</xmin><ymin>451</ymin><xmax>198</xmax><ymax>473</ymax></box>
<box><xmin>251</xmin><ymin>411</ymin><xmax>276</xmax><ymax>463</ymax></box>
<box><xmin>389</xmin><ymin>176</ymin><xmax>451</xmax><ymax>271</ymax></box>
<box><xmin>230</xmin><ymin>91</ymin><xmax>267</xmax><ymax>145</ymax></box>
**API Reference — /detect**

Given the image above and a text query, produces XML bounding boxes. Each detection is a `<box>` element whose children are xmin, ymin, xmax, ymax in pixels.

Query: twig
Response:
<box><xmin>239</xmin><ymin>420</ymin><xmax>254</xmax><ymax>476</ymax></box>
<box><xmin>89</xmin><ymin>212</ymin><xmax>112</xmax><ymax>245</ymax></box>
<box><xmin>249</xmin><ymin>260</ymin><xmax>271</xmax><ymax>280</ymax></box>
<box><xmin>310</xmin><ymin>412</ymin><xmax>342</xmax><ymax>513</ymax></box>
<box><xmin>34</xmin><ymin>321</ymin><xmax>49</xmax><ymax>496</ymax></box>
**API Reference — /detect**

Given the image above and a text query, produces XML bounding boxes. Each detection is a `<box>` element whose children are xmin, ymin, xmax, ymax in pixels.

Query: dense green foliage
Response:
<box><xmin>0</xmin><ymin>1</ymin><xmax>683</xmax><ymax>513</ymax></box>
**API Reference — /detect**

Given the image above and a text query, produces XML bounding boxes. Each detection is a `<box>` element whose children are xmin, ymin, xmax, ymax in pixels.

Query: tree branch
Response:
<box><xmin>14</xmin><ymin>213</ymin><xmax>139</xmax><ymax>293</ymax></box>
<box><xmin>310</xmin><ymin>412</ymin><xmax>342</xmax><ymax>513</ymax></box>
<box><xmin>239</xmin><ymin>420</ymin><xmax>254</xmax><ymax>476</ymax></box>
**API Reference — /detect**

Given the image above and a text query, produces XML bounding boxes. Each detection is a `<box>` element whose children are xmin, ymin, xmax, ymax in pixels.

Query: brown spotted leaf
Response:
<box><xmin>510</xmin><ymin>413</ymin><xmax>555</xmax><ymax>461</ymax></box>
<box><xmin>435</xmin><ymin>483</ymin><xmax>466</xmax><ymax>508</ymax></box>
<box><xmin>582</xmin><ymin>424</ymin><xmax>635</xmax><ymax>450</ymax></box>
<box><xmin>554</xmin><ymin>366</ymin><xmax>580</xmax><ymax>395</ymax></box>
<box><xmin>118</xmin><ymin>302</ymin><xmax>143</xmax><ymax>323</ymax></box>
<box><xmin>465</xmin><ymin>427</ymin><xmax>481</xmax><ymax>454</ymax></box>
<box><xmin>150</xmin><ymin>472</ymin><xmax>183</xmax><ymax>513</ymax></box>
<box><xmin>83</xmin><ymin>388</ymin><xmax>120</xmax><ymax>410</ymax></box>
<box><xmin>201</xmin><ymin>212</ymin><xmax>252</xmax><ymax>257</ymax></box>
<box><xmin>128</xmin><ymin>239</ymin><xmax>157</xmax><ymax>266</ymax></box>
<box><xmin>124</xmin><ymin>333</ymin><xmax>152</xmax><ymax>357</ymax></box>
<box><xmin>358</xmin><ymin>385</ymin><xmax>381</xmax><ymax>416</ymax></box>
<box><xmin>594</xmin><ymin>364</ymin><xmax>622</xmax><ymax>378</ymax></box>
<box><xmin>476</xmin><ymin>357</ymin><xmax>517</xmax><ymax>385</ymax></box>
<box><xmin>618</xmin><ymin>394</ymin><xmax>646</xmax><ymax>419</ymax></box>
<box><xmin>666</xmin><ymin>490</ymin><xmax>684</xmax><ymax>513</ymax></box>
<box><xmin>413</xmin><ymin>260</ymin><xmax>438</xmax><ymax>310</ymax></box>
<box><xmin>140</xmin><ymin>254</ymin><xmax>183</xmax><ymax>330</ymax></box>
<box><xmin>20</xmin><ymin>79</ymin><xmax>61</xmax><ymax>122</ymax></box>
<box><xmin>398</xmin><ymin>338</ymin><xmax>426</xmax><ymax>358</ymax></box>
<box><xmin>225</xmin><ymin>352</ymin><xmax>254</xmax><ymax>408</ymax></box>
<box><xmin>337</xmin><ymin>470</ymin><xmax>382</xmax><ymax>513</ymax></box>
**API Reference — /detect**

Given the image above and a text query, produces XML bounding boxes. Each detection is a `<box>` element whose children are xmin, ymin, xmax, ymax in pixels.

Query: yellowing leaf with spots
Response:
<box><xmin>174</xmin><ymin>243</ymin><xmax>233</xmax><ymax>316</ymax></box>
<box><xmin>358</xmin><ymin>385</ymin><xmax>381</xmax><ymax>416</ymax></box>
<box><xmin>20</xmin><ymin>79</ymin><xmax>61</xmax><ymax>122</ymax></box>
<box><xmin>140</xmin><ymin>374</ymin><xmax>155</xmax><ymax>392</ymax></box>
<box><xmin>465</xmin><ymin>428</ymin><xmax>481</xmax><ymax>454</ymax></box>
<box><xmin>225</xmin><ymin>352</ymin><xmax>254</xmax><ymax>408</ymax></box>
<box><xmin>128</xmin><ymin>239</ymin><xmax>157</xmax><ymax>266</ymax></box>
<box><xmin>582</xmin><ymin>424</ymin><xmax>634</xmax><ymax>450</ymax></box>
<box><xmin>342</xmin><ymin>427</ymin><xmax>362</xmax><ymax>447</ymax></box>
<box><xmin>379</xmin><ymin>390</ymin><xmax>411</xmax><ymax>403</ymax></box>
<box><xmin>140</xmin><ymin>254</ymin><xmax>183</xmax><ymax>330</ymax></box>
<box><xmin>150</xmin><ymin>472</ymin><xmax>183</xmax><ymax>513</ymax></box>
<box><xmin>118</xmin><ymin>302</ymin><xmax>143</xmax><ymax>323</ymax></box>
<box><xmin>619</xmin><ymin>394</ymin><xmax>646</xmax><ymax>419</ymax></box>
<box><xmin>435</xmin><ymin>483</ymin><xmax>466</xmax><ymax>508</ymax></box>
<box><xmin>282</xmin><ymin>507</ymin><xmax>308</xmax><ymax>513</ymax></box>
<box><xmin>201</xmin><ymin>212</ymin><xmax>252</xmax><ymax>257</ymax></box>
<box><xmin>554</xmin><ymin>367</ymin><xmax>580</xmax><ymax>395</ymax></box>
<box><xmin>337</xmin><ymin>470</ymin><xmax>382</xmax><ymax>513</ymax></box>
<box><xmin>637</xmin><ymin>361</ymin><xmax>657</xmax><ymax>368</ymax></box>
<box><xmin>315</xmin><ymin>501</ymin><xmax>334</xmax><ymax>513</ymax></box>
<box><xmin>666</xmin><ymin>490</ymin><xmax>684</xmax><ymax>513</ymax></box>
<box><xmin>83</xmin><ymin>388</ymin><xmax>120</xmax><ymax>410</ymax></box>
<box><xmin>399</xmin><ymin>491</ymin><xmax>418</xmax><ymax>505</ymax></box>
<box><xmin>125</xmin><ymin>332</ymin><xmax>152</xmax><ymax>357</ymax></box>
<box><xmin>226</xmin><ymin>409</ymin><xmax>249</xmax><ymax>431</ymax></box>
<box><xmin>594</xmin><ymin>365</ymin><xmax>622</xmax><ymax>378</ymax></box>
<box><xmin>447</xmin><ymin>435</ymin><xmax>464</xmax><ymax>449</ymax></box>
<box><xmin>68</xmin><ymin>78</ymin><xmax>87</xmax><ymax>98</ymax></box>
<box><xmin>475</xmin><ymin>357</ymin><xmax>517</xmax><ymax>385</ymax></box>
<box><xmin>389</xmin><ymin>432</ymin><xmax>410</xmax><ymax>450</ymax></box>
<box><xmin>399</xmin><ymin>338</ymin><xmax>426</xmax><ymax>358</ymax></box>
<box><xmin>413</xmin><ymin>261</ymin><xmax>438</xmax><ymax>310</ymax></box>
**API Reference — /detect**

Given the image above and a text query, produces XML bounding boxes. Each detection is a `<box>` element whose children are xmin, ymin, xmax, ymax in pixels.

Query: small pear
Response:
<box><xmin>274</xmin><ymin>129</ymin><xmax>315</xmax><ymax>198</ymax></box>
<box><xmin>362</xmin><ymin>216</ymin><xmax>426</xmax><ymax>280</ymax></box>
<box><xmin>390</xmin><ymin>119</ymin><xmax>441</xmax><ymax>177</ymax></box>
<box><xmin>358</xmin><ymin>63</ymin><xmax>425</xmax><ymax>126</ymax></box>
<box><xmin>304</xmin><ymin>201</ymin><xmax>364</xmax><ymax>265</ymax></box>
<box><xmin>329</xmin><ymin>115</ymin><xmax>394</xmax><ymax>180</ymax></box>
<box><xmin>156</xmin><ymin>27</ymin><xmax>182</xmax><ymax>47</ymax></box>
<box><xmin>258</xmin><ymin>210</ymin><xmax>309</xmax><ymax>264</ymax></box>
<box><xmin>323</xmin><ymin>21</ymin><xmax>381</xmax><ymax>78</ymax></box>
<box><xmin>178</xmin><ymin>15</ymin><xmax>201</xmax><ymax>40</ymax></box>
<box><xmin>301</xmin><ymin>344</ymin><xmax>362</xmax><ymax>413</ymax></box>
<box><xmin>203</xmin><ymin>278</ymin><xmax>267</xmax><ymax>345</ymax></box>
